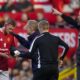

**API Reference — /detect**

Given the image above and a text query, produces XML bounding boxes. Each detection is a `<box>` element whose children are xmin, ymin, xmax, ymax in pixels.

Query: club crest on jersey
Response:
<box><xmin>7</xmin><ymin>38</ymin><xmax>10</xmax><ymax>42</ymax></box>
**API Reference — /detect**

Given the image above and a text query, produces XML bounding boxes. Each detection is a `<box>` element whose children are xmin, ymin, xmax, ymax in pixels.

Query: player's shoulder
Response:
<box><xmin>49</xmin><ymin>33</ymin><xmax>60</xmax><ymax>39</ymax></box>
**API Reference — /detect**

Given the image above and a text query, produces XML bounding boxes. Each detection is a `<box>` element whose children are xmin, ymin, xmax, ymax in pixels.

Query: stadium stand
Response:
<box><xmin>0</xmin><ymin>0</ymin><xmax>80</xmax><ymax>80</ymax></box>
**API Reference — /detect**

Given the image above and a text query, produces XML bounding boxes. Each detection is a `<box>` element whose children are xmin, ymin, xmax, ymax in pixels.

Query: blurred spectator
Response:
<box><xmin>15</xmin><ymin>0</ymin><xmax>33</xmax><ymax>12</ymax></box>
<box><xmin>21</xmin><ymin>13</ymin><xmax>30</xmax><ymax>22</ymax></box>
<box><xmin>0</xmin><ymin>0</ymin><xmax>33</xmax><ymax>12</ymax></box>
<box><xmin>3</xmin><ymin>14</ymin><xmax>11</xmax><ymax>22</ymax></box>
<box><xmin>21</xmin><ymin>60</ymin><xmax>31</xmax><ymax>71</ymax></box>
<box><xmin>12</xmin><ymin>69</ymin><xmax>20</xmax><ymax>80</ymax></box>
<box><xmin>36</xmin><ymin>12</ymin><xmax>46</xmax><ymax>22</ymax></box>
<box><xmin>19</xmin><ymin>70</ymin><xmax>28</xmax><ymax>80</ymax></box>
<box><xmin>37</xmin><ymin>12</ymin><xmax>45</xmax><ymax>22</ymax></box>
<box><xmin>19</xmin><ymin>69</ymin><xmax>33</xmax><ymax>80</ymax></box>
<box><xmin>11</xmin><ymin>60</ymin><xmax>33</xmax><ymax>80</ymax></box>
<box><xmin>0</xmin><ymin>0</ymin><xmax>15</xmax><ymax>12</ymax></box>
<box><xmin>16</xmin><ymin>13</ymin><xmax>29</xmax><ymax>28</ymax></box>
<box><xmin>26</xmin><ymin>69</ymin><xmax>33</xmax><ymax>80</ymax></box>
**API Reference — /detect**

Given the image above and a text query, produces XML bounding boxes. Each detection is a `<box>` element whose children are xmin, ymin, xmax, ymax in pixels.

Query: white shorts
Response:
<box><xmin>0</xmin><ymin>70</ymin><xmax>9</xmax><ymax>80</ymax></box>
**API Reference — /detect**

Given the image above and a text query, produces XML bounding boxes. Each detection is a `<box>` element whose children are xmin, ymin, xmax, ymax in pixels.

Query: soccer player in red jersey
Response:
<box><xmin>0</xmin><ymin>19</ymin><xmax>17</xmax><ymax>80</ymax></box>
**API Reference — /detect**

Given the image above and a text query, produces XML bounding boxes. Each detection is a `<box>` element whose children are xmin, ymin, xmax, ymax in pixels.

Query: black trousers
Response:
<box><xmin>33</xmin><ymin>66</ymin><xmax>59</xmax><ymax>80</ymax></box>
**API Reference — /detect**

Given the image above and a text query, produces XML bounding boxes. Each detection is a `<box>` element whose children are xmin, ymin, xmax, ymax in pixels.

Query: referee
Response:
<box><xmin>15</xmin><ymin>20</ymin><xmax>69</xmax><ymax>80</ymax></box>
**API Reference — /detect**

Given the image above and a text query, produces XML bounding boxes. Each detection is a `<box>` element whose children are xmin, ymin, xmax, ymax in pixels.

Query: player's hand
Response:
<box><xmin>52</xmin><ymin>8</ymin><xmax>62</xmax><ymax>15</ymax></box>
<box><xmin>14</xmin><ymin>50</ymin><xmax>20</xmax><ymax>57</ymax></box>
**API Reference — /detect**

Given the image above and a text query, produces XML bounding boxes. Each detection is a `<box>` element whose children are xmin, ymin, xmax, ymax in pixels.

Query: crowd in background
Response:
<box><xmin>0</xmin><ymin>0</ymin><xmax>80</xmax><ymax>80</ymax></box>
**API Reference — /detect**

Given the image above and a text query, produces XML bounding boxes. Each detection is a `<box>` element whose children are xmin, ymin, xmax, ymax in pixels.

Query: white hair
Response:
<box><xmin>24</xmin><ymin>20</ymin><xmax>38</xmax><ymax>30</ymax></box>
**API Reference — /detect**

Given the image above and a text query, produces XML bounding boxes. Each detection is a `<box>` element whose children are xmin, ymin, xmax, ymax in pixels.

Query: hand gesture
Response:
<box><xmin>52</xmin><ymin>8</ymin><xmax>62</xmax><ymax>15</ymax></box>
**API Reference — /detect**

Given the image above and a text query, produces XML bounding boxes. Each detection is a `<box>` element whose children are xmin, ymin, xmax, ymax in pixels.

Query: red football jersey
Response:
<box><xmin>0</xmin><ymin>30</ymin><xmax>15</xmax><ymax>70</ymax></box>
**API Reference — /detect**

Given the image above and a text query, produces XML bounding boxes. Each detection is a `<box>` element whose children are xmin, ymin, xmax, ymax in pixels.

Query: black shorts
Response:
<box><xmin>33</xmin><ymin>67</ymin><xmax>59</xmax><ymax>80</ymax></box>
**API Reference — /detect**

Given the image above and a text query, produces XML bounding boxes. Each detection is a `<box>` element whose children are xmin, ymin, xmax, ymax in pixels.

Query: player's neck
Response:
<box><xmin>42</xmin><ymin>30</ymin><xmax>49</xmax><ymax>33</ymax></box>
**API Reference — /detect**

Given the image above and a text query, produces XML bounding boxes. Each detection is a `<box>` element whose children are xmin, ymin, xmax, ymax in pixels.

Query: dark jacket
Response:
<box><xmin>11</xmin><ymin>31</ymin><xmax>39</xmax><ymax>49</ymax></box>
<box><xmin>19</xmin><ymin>32</ymin><xmax>69</xmax><ymax>71</ymax></box>
<box><xmin>61</xmin><ymin>14</ymin><xmax>80</xmax><ymax>29</ymax></box>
